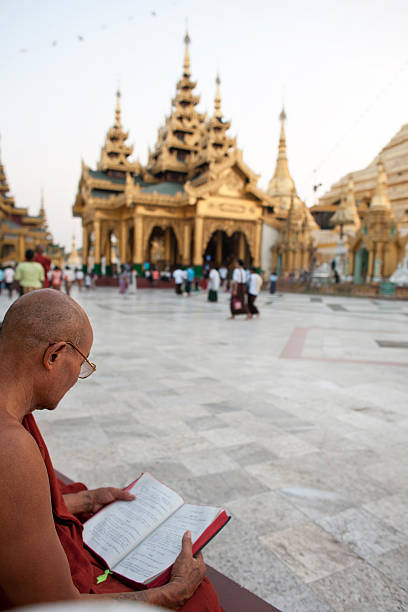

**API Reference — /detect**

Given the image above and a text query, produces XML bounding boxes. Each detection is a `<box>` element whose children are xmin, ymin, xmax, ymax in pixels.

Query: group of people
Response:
<box><xmin>229</xmin><ymin>259</ymin><xmax>263</xmax><ymax>319</ymax></box>
<box><xmin>0</xmin><ymin>244</ymin><xmax>89</xmax><ymax>298</ymax></box>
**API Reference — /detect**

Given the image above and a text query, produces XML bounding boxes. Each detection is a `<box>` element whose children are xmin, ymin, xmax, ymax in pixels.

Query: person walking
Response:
<box><xmin>75</xmin><ymin>268</ymin><xmax>84</xmax><ymax>290</ymax></box>
<box><xmin>4</xmin><ymin>265</ymin><xmax>15</xmax><ymax>298</ymax></box>
<box><xmin>63</xmin><ymin>266</ymin><xmax>75</xmax><ymax>296</ymax></box>
<box><xmin>15</xmin><ymin>249</ymin><xmax>45</xmax><ymax>295</ymax></box>
<box><xmin>219</xmin><ymin>264</ymin><xmax>228</xmax><ymax>289</ymax></box>
<box><xmin>34</xmin><ymin>244</ymin><xmax>51</xmax><ymax>288</ymax></box>
<box><xmin>119</xmin><ymin>269</ymin><xmax>128</xmax><ymax>294</ymax></box>
<box><xmin>173</xmin><ymin>266</ymin><xmax>184</xmax><ymax>295</ymax></box>
<box><xmin>269</xmin><ymin>271</ymin><xmax>278</xmax><ymax>295</ymax></box>
<box><xmin>51</xmin><ymin>266</ymin><xmax>63</xmax><ymax>290</ymax></box>
<box><xmin>208</xmin><ymin>265</ymin><xmax>220</xmax><ymax>302</ymax></box>
<box><xmin>247</xmin><ymin>266</ymin><xmax>263</xmax><ymax>318</ymax></box>
<box><xmin>230</xmin><ymin>259</ymin><xmax>249</xmax><ymax>319</ymax></box>
<box><xmin>184</xmin><ymin>265</ymin><xmax>195</xmax><ymax>296</ymax></box>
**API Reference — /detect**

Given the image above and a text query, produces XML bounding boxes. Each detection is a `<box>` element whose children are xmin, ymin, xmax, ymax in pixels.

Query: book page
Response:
<box><xmin>83</xmin><ymin>473</ymin><xmax>183</xmax><ymax>568</ymax></box>
<box><xmin>114</xmin><ymin>503</ymin><xmax>221</xmax><ymax>583</ymax></box>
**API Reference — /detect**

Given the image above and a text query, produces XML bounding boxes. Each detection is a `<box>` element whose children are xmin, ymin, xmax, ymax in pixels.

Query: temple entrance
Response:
<box><xmin>204</xmin><ymin>230</ymin><xmax>252</xmax><ymax>268</ymax></box>
<box><xmin>146</xmin><ymin>226</ymin><xmax>179</xmax><ymax>269</ymax></box>
<box><xmin>354</xmin><ymin>247</ymin><xmax>369</xmax><ymax>284</ymax></box>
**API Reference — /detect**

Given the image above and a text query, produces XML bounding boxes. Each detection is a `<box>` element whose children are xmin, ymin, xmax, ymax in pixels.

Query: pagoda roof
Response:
<box><xmin>89</xmin><ymin>170</ymin><xmax>126</xmax><ymax>184</ymax></box>
<box><xmin>140</xmin><ymin>182</ymin><xmax>184</xmax><ymax>196</ymax></box>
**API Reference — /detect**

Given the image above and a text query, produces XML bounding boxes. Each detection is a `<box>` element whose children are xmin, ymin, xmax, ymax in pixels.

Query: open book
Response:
<box><xmin>83</xmin><ymin>472</ymin><xmax>230</xmax><ymax>589</ymax></box>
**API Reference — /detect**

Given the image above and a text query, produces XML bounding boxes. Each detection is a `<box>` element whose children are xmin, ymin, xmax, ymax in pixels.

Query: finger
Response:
<box><xmin>181</xmin><ymin>530</ymin><xmax>193</xmax><ymax>556</ymax></box>
<box><xmin>110</xmin><ymin>488</ymin><xmax>136</xmax><ymax>501</ymax></box>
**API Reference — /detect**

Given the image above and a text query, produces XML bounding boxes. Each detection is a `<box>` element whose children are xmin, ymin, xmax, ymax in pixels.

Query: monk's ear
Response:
<box><xmin>43</xmin><ymin>342</ymin><xmax>67</xmax><ymax>373</ymax></box>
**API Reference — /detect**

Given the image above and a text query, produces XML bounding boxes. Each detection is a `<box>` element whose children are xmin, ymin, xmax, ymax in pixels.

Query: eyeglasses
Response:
<box><xmin>66</xmin><ymin>341</ymin><xmax>96</xmax><ymax>379</ymax></box>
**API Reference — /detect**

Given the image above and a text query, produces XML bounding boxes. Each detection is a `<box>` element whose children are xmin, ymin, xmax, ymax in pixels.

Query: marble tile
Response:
<box><xmin>316</xmin><ymin>508</ymin><xmax>408</xmax><ymax>559</ymax></box>
<box><xmin>366</xmin><ymin>545</ymin><xmax>408</xmax><ymax>591</ymax></box>
<box><xmin>310</xmin><ymin>559</ymin><xmax>408</xmax><ymax>612</ymax></box>
<box><xmin>363</xmin><ymin>493</ymin><xmax>408</xmax><ymax>535</ymax></box>
<box><xmin>174</xmin><ymin>469</ymin><xmax>269</xmax><ymax>505</ymax></box>
<box><xmin>262</xmin><ymin>523</ymin><xmax>359</xmax><ymax>583</ymax></box>
<box><xmin>225</xmin><ymin>443</ymin><xmax>278</xmax><ymax>466</ymax></box>
<box><xmin>227</xmin><ymin>491</ymin><xmax>308</xmax><ymax>535</ymax></box>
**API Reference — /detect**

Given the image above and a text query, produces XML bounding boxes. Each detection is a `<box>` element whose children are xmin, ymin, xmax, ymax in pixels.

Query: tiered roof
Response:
<box><xmin>146</xmin><ymin>33</ymin><xmax>206</xmax><ymax>182</ymax></box>
<box><xmin>193</xmin><ymin>75</ymin><xmax>236</xmax><ymax>177</ymax></box>
<box><xmin>98</xmin><ymin>90</ymin><xmax>140</xmax><ymax>175</ymax></box>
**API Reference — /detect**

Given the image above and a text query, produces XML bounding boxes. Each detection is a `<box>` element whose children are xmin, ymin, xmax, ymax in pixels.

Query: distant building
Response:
<box><xmin>73</xmin><ymin>34</ymin><xmax>275</xmax><ymax>276</ymax></box>
<box><xmin>0</xmin><ymin>148</ymin><xmax>63</xmax><ymax>266</ymax></box>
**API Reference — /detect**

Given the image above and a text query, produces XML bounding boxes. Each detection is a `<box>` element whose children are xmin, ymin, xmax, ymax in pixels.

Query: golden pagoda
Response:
<box><xmin>0</xmin><ymin>142</ymin><xmax>59</xmax><ymax>265</ymax></box>
<box><xmin>73</xmin><ymin>34</ymin><xmax>270</xmax><ymax>275</ymax></box>
<box><xmin>264</xmin><ymin>109</ymin><xmax>318</xmax><ymax>276</ymax></box>
<box><xmin>348</xmin><ymin>160</ymin><xmax>403</xmax><ymax>282</ymax></box>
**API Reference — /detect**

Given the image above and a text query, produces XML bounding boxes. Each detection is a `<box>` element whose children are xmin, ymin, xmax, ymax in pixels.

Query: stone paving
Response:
<box><xmin>2</xmin><ymin>287</ymin><xmax>408</xmax><ymax>611</ymax></box>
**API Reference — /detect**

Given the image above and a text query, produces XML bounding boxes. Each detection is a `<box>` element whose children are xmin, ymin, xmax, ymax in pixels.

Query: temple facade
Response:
<box><xmin>311</xmin><ymin>124</ymin><xmax>408</xmax><ymax>283</ymax></box>
<box><xmin>0</xmin><ymin>148</ymin><xmax>63</xmax><ymax>266</ymax></box>
<box><xmin>73</xmin><ymin>35</ymin><xmax>274</xmax><ymax>276</ymax></box>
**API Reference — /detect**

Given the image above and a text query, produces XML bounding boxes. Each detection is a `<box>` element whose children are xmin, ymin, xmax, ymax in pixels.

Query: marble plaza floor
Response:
<box><xmin>2</xmin><ymin>287</ymin><xmax>408</xmax><ymax>611</ymax></box>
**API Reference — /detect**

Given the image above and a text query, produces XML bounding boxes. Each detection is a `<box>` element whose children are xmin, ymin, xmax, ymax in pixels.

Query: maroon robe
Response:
<box><xmin>0</xmin><ymin>414</ymin><xmax>221</xmax><ymax>610</ymax></box>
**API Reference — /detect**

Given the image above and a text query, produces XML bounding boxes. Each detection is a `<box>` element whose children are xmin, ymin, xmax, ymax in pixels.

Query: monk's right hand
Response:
<box><xmin>167</xmin><ymin>530</ymin><xmax>206</xmax><ymax>610</ymax></box>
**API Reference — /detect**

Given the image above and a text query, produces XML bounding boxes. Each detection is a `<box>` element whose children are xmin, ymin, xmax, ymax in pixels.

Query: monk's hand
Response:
<box><xmin>63</xmin><ymin>487</ymin><xmax>135</xmax><ymax>516</ymax></box>
<box><xmin>87</xmin><ymin>487</ymin><xmax>135</xmax><ymax>513</ymax></box>
<box><xmin>167</xmin><ymin>531</ymin><xmax>206</xmax><ymax>610</ymax></box>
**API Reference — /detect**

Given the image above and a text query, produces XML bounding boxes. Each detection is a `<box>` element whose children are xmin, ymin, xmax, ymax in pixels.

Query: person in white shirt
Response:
<box><xmin>218</xmin><ymin>265</ymin><xmax>228</xmax><ymax>289</ymax></box>
<box><xmin>172</xmin><ymin>267</ymin><xmax>184</xmax><ymax>295</ymax></box>
<box><xmin>64</xmin><ymin>266</ymin><xmax>76</xmax><ymax>296</ymax></box>
<box><xmin>208</xmin><ymin>266</ymin><xmax>220</xmax><ymax>302</ymax></box>
<box><xmin>75</xmin><ymin>268</ymin><xmax>84</xmax><ymax>290</ymax></box>
<box><xmin>3</xmin><ymin>266</ymin><xmax>15</xmax><ymax>299</ymax></box>
<box><xmin>230</xmin><ymin>259</ymin><xmax>249</xmax><ymax>319</ymax></box>
<box><xmin>248</xmin><ymin>266</ymin><xmax>263</xmax><ymax>318</ymax></box>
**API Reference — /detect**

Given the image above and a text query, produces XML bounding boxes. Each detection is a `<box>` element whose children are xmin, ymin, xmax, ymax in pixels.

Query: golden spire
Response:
<box><xmin>267</xmin><ymin>107</ymin><xmax>295</xmax><ymax>200</ymax></box>
<box><xmin>115</xmin><ymin>89</ymin><xmax>122</xmax><ymax>128</ymax></box>
<box><xmin>331</xmin><ymin>174</ymin><xmax>359</xmax><ymax>232</ymax></box>
<box><xmin>371</xmin><ymin>158</ymin><xmax>392</xmax><ymax>210</ymax></box>
<box><xmin>40</xmin><ymin>187</ymin><xmax>45</xmax><ymax>216</ymax></box>
<box><xmin>214</xmin><ymin>74</ymin><xmax>222</xmax><ymax>119</ymax></box>
<box><xmin>183</xmin><ymin>31</ymin><xmax>191</xmax><ymax>76</ymax></box>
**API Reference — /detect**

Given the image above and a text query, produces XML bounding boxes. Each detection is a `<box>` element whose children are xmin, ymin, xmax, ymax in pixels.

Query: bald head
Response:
<box><xmin>0</xmin><ymin>289</ymin><xmax>90</xmax><ymax>354</ymax></box>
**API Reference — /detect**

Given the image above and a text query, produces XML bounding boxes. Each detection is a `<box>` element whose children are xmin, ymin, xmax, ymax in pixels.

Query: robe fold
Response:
<box><xmin>12</xmin><ymin>414</ymin><xmax>222</xmax><ymax>611</ymax></box>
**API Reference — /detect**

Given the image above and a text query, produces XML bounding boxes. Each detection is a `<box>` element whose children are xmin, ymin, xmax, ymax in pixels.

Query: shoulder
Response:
<box><xmin>0</xmin><ymin>419</ymin><xmax>45</xmax><ymax>478</ymax></box>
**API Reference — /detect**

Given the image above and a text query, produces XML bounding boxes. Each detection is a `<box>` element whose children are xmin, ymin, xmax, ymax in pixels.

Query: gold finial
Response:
<box><xmin>279</xmin><ymin>106</ymin><xmax>287</xmax><ymax>122</ymax></box>
<box><xmin>183</xmin><ymin>31</ymin><xmax>191</xmax><ymax>75</ymax></box>
<box><xmin>115</xmin><ymin>89</ymin><xmax>122</xmax><ymax>127</ymax></box>
<box><xmin>214</xmin><ymin>74</ymin><xmax>222</xmax><ymax>118</ymax></box>
<box><xmin>39</xmin><ymin>187</ymin><xmax>45</xmax><ymax>217</ymax></box>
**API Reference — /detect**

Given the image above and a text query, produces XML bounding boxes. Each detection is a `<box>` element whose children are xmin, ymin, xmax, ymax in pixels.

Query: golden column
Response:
<box><xmin>18</xmin><ymin>234</ymin><xmax>25</xmax><ymax>261</ymax></box>
<box><xmin>82</xmin><ymin>227</ymin><xmax>88</xmax><ymax>271</ymax></box>
<box><xmin>93</xmin><ymin>220</ymin><xmax>101</xmax><ymax>274</ymax></box>
<box><xmin>165</xmin><ymin>227</ymin><xmax>172</xmax><ymax>263</ymax></box>
<box><xmin>119</xmin><ymin>221</ymin><xmax>127</xmax><ymax>266</ymax></box>
<box><xmin>254</xmin><ymin>221</ymin><xmax>262</xmax><ymax>268</ymax></box>
<box><xmin>183</xmin><ymin>224</ymin><xmax>192</xmax><ymax>265</ymax></box>
<box><xmin>193</xmin><ymin>216</ymin><xmax>203</xmax><ymax>270</ymax></box>
<box><xmin>133</xmin><ymin>216</ymin><xmax>144</xmax><ymax>273</ymax></box>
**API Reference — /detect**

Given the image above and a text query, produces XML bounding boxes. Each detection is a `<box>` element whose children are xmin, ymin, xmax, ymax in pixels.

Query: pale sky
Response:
<box><xmin>1</xmin><ymin>0</ymin><xmax>408</xmax><ymax>250</ymax></box>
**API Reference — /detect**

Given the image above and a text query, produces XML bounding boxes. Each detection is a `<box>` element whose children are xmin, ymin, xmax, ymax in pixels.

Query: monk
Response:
<box><xmin>34</xmin><ymin>244</ymin><xmax>51</xmax><ymax>288</ymax></box>
<box><xmin>0</xmin><ymin>289</ymin><xmax>222</xmax><ymax>611</ymax></box>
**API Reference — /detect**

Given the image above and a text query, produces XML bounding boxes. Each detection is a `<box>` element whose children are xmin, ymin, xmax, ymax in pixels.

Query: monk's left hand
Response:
<box><xmin>63</xmin><ymin>487</ymin><xmax>135</xmax><ymax>516</ymax></box>
<box><xmin>87</xmin><ymin>487</ymin><xmax>136</xmax><ymax>513</ymax></box>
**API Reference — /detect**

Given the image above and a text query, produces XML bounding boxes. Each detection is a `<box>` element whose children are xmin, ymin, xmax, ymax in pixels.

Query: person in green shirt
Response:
<box><xmin>15</xmin><ymin>249</ymin><xmax>45</xmax><ymax>295</ymax></box>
